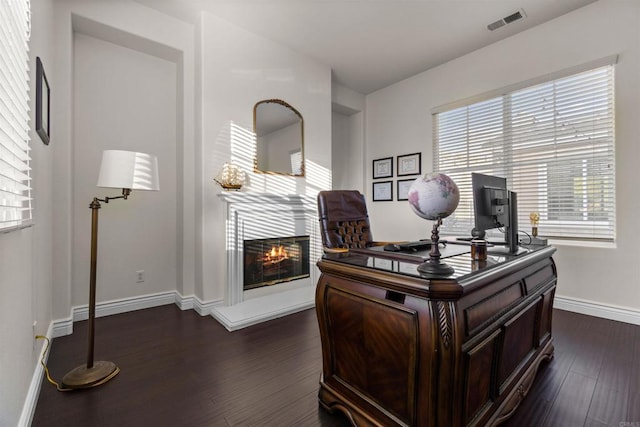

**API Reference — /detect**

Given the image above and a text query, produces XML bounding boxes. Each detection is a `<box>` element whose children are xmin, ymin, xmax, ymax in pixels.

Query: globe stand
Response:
<box><xmin>417</xmin><ymin>218</ymin><xmax>455</xmax><ymax>276</ymax></box>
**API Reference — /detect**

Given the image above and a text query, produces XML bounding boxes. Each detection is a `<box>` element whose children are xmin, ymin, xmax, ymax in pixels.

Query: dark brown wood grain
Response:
<box><xmin>32</xmin><ymin>304</ymin><xmax>640</xmax><ymax>427</ymax></box>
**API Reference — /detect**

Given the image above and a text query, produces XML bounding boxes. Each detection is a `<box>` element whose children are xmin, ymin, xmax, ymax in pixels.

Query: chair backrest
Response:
<box><xmin>317</xmin><ymin>190</ymin><xmax>373</xmax><ymax>249</ymax></box>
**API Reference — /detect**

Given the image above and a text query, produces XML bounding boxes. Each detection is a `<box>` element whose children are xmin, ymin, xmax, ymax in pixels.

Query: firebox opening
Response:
<box><xmin>243</xmin><ymin>235</ymin><xmax>310</xmax><ymax>290</ymax></box>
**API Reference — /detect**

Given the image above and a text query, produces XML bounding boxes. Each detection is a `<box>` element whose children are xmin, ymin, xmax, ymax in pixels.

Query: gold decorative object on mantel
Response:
<box><xmin>214</xmin><ymin>162</ymin><xmax>246</xmax><ymax>191</ymax></box>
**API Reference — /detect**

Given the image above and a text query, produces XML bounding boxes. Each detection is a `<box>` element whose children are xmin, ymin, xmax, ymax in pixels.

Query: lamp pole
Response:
<box><xmin>86</xmin><ymin>198</ymin><xmax>100</xmax><ymax>369</ymax></box>
<box><xmin>61</xmin><ymin>194</ymin><xmax>128</xmax><ymax>389</ymax></box>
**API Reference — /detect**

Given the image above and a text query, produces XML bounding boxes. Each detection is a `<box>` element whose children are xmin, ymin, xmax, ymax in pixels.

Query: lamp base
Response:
<box><xmin>417</xmin><ymin>259</ymin><xmax>455</xmax><ymax>276</ymax></box>
<box><xmin>61</xmin><ymin>361</ymin><xmax>120</xmax><ymax>389</ymax></box>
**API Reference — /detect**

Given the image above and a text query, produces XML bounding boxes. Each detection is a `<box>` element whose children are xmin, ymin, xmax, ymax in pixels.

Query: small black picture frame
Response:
<box><xmin>373</xmin><ymin>157</ymin><xmax>393</xmax><ymax>179</ymax></box>
<box><xmin>397</xmin><ymin>152</ymin><xmax>421</xmax><ymax>176</ymax></box>
<box><xmin>397</xmin><ymin>178</ymin><xmax>415</xmax><ymax>201</ymax></box>
<box><xmin>36</xmin><ymin>57</ymin><xmax>50</xmax><ymax>145</ymax></box>
<box><xmin>372</xmin><ymin>180</ymin><xmax>393</xmax><ymax>201</ymax></box>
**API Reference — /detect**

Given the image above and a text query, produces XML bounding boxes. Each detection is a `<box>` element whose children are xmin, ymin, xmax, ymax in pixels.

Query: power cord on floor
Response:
<box><xmin>35</xmin><ymin>335</ymin><xmax>73</xmax><ymax>392</ymax></box>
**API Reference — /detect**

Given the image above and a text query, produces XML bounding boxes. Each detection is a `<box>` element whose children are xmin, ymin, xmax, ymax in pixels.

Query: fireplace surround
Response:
<box><xmin>212</xmin><ymin>192</ymin><xmax>319</xmax><ymax>330</ymax></box>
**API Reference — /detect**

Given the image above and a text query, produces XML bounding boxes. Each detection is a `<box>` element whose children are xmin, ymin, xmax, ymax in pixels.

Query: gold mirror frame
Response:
<box><xmin>253</xmin><ymin>99</ymin><xmax>305</xmax><ymax>177</ymax></box>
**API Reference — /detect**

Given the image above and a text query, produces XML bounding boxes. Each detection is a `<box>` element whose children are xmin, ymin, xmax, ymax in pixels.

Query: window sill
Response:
<box><xmin>545</xmin><ymin>238</ymin><xmax>616</xmax><ymax>249</ymax></box>
<box><xmin>443</xmin><ymin>234</ymin><xmax>616</xmax><ymax>250</ymax></box>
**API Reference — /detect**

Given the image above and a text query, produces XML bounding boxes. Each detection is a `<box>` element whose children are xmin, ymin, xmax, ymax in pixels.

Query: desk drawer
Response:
<box><xmin>465</xmin><ymin>282</ymin><xmax>524</xmax><ymax>336</ymax></box>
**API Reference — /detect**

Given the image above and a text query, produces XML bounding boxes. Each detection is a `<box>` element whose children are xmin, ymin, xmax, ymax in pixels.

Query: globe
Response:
<box><xmin>407</xmin><ymin>173</ymin><xmax>460</xmax><ymax>276</ymax></box>
<box><xmin>407</xmin><ymin>173</ymin><xmax>460</xmax><ymax>221</ymax></box>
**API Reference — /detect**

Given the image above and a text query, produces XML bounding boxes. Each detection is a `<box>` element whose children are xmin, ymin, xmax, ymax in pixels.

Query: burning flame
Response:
<box><xmin>263</xmin><ymin>245</ymin><xmax>289</xmax><ymax>264</ymax></box>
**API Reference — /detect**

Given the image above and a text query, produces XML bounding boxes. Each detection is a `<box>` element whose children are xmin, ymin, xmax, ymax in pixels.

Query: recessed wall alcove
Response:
<box><xmin>70</xmin><ymin>14</ymin><xmax>184</xmax><ymax>308</ymax></box>
<box><xmin>211</xmin><ymin>192</ymin><xmax>320</xmax><ymax>331</ymax></box>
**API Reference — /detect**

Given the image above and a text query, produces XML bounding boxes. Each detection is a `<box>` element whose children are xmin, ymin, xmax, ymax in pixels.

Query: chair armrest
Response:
<box><xmin>322</xmin><ymin>246</ymin><xmax>350</xmax><ymax>254</ymax></box>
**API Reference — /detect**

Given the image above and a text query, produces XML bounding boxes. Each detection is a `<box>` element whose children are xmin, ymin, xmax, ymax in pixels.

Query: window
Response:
<box><xmin>0</xmin><ymin>1</ymin><xmax>32</xmax><ymax>232</ymax></box>
<box><xmin>433</xmin><ymin>57</ymin><xmax>616</xmax><ymax>242</ymax></box>
<box><xmin>290</xmin><ymin>149</ymin><xmax>302</xmax><ymax>175</ymax></box>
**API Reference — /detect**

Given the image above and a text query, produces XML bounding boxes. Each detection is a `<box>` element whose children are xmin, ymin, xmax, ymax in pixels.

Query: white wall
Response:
<box><xmin>330</xmin><ymin>110</ymin><xmax>365</xmax><ymax>191</ymax></box>
<box><xmin>365</xmin><ymin>0</ymin><xmax>640</xmax><ymax>314</ymax></box>
<box><xmin>332</xmin><ymin>83</ymin><xmax>366</xmax><ymax>191</ymax></box>
<box><xmin>0</xmin><ymin>230</ymin><xmax>36</xmax><ymax>427</ymax></box>
<box><xmin>51</xmin><ymin>0</ymin><xmax>196</xmax><ymax>320</ymax></box>
<box><xmin>0</xmin><ymin>0</ymin><xmax>56</xmax><ymax>425</ymax></box>
<box><xmin>71</xmin><ymin>32</ymin><xmax>178</xmax><ymax>305</ymax></box>
<box><xmin>331</xmin><ymin>111</ymin><xmax>352</xmax><ymax>188</ymax></box>
<box><xmin>29</xmin><ymin>0</ymin><xmax>55</xmax><ymax>364</ymax></box>
<box><xmin>200</xmin><ymin>12</ymin><xmax>332</xmax><ymax>302</ymax></box>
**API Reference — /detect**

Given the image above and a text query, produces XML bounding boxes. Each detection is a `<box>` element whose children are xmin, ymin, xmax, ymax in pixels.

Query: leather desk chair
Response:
<box><xmin>317</xmin><ymin>190</ymin><xmax>382</xmax><ymax>253</ymax></box>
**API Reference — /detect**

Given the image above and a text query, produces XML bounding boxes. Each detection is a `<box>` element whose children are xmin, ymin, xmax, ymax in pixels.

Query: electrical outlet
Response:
<box><xmin>136</xmin><ymin>270</ymin><xmax>145</xmax><ymax>283</ymax></box>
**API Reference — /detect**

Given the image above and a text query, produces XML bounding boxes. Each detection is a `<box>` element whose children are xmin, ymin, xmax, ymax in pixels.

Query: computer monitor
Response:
<box><xmin>471</xmin><ymin>173</ymin><xmax>525</xmax><ymax>255</ymax></box>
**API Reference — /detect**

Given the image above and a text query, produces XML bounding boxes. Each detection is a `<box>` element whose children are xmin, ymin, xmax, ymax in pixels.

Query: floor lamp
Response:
<box><xmin>62</xmin><ymin>150</ymin><xmax>160</xmax><ymax>390</ymax></box>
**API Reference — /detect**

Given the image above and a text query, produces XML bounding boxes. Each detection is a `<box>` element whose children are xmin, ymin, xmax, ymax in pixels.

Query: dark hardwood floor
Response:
<box><xmin>32</xmin><ymin>305</ymin><xmax>640</xmax><ymax>427</ymax></box>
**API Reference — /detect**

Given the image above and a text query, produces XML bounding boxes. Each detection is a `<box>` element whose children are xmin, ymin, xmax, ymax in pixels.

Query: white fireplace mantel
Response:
<box><xmin>211</xmin><ymin>192</ymin><xmax>320</xmax><ymax>331</ymax></box>
<box><xmin>217</xmin><ymin>192</ymin><xmax>313</xmax><ymax>207</ymax></box>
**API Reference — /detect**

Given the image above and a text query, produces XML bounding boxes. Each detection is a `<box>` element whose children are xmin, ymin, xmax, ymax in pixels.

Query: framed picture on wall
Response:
<box><xmin>36</xmin><ymin>57</ymin><xmax>50</xmax><ymax>145</ymax></box>
<box><xmin>373</xmin><ymin>157</ymin><xmax>393</xmax><ymax>179</ymax></box>
<box><xmin>397</xmin><ymin>152</ymin><xmax>421</xmax><ymax>176</ymax></box>
<box><xmin>373</xmin><ymin>181</ymin><xmax>393</xmax><ymax>201</ymax></box>
<box><xmin>397</xmin><ymin>179</ymin><xmax>415</xmax><ymax>201</ymax></box>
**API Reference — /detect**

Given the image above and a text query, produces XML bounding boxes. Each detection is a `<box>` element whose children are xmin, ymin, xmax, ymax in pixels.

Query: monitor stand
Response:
<box><xmin>487</xmin><ymin>219</ymin><xmax>528</xmax><ymax>255</ymax></box>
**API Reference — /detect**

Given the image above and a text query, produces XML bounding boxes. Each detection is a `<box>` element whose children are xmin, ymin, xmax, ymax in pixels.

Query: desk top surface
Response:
<box><xmin>320</xmin><ymin>241</ymin><xmax>554</xmax><ymax>282</ymax></box>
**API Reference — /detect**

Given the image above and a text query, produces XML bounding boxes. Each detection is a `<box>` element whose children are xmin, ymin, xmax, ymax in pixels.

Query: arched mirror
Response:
<box><xmin>253</xmin><ymin>99</ymin><xmax>304</xmax><ymax>177</ymax></box>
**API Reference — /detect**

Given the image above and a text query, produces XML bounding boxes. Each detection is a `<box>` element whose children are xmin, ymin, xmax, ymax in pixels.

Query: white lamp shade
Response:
<box><xmin>96</xmin><ymin>150</ymin><xmax>159</xmax><ymax>191</ymax></box>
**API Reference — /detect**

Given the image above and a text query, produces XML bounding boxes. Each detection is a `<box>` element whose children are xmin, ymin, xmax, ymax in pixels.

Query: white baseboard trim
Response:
<box><xmin>554</xmin><ymin>295</ymin><xmax>640</xmax><ymax>326</ymax></box>
<box><xmin>174</xmin><ymin>293</ymin><xmax>221</xmax><ymax>316</ymax></box>
<box><xmin>53</xmin><ymin>292</ymin><xmax>219</xmax><ymax>337</ymax></box>
<box><xmin>52</xmin><ymin>316</ymin><xmax>73</xmax><ymax>338</ymax></box>
<box><xmin>72</xmin><ymin>291</ymin><xmax>178</xmax><ymax>322</ymax></box>
<box><xmin>18</xmin><ymin>322</ymin><xmax>54</xmax><ymax>427</ymax></box>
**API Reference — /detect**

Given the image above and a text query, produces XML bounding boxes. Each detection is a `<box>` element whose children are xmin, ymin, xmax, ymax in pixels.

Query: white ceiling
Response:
<box><xmin>134</xmin><ymin>0</ymin><xmax>598</xmax><ymax>95</ymax></box>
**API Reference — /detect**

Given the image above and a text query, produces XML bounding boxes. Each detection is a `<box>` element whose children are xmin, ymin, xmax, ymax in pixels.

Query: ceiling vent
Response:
<box><xmin>487</xmin><ymin>9</ymin><xmax>526</xmax><ymax>31</ymax></box>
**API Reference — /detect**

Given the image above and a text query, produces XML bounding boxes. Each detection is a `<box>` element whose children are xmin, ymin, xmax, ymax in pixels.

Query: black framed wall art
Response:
<box><xmin>373</xmin><ymin>180</ymin><xmax>393</xmax><ymax>201</ymax></box>
<box><xmin>36</xmin><ymin>57</ymin><xmax>50</xmax><ymax>145</ymax></box>
<box><xmin>397</xmin><ymin>178</ymin><xmax>415</xmax><ymax>201</ymax></box>
<box><xmin>372</xmin><ymin>157</ymin><xmax>393</xmax><ymax>179</ymax></box>
<box><xmin>397</xmin><ymin>152</ymin><xmax>421</xmax><ymax>176</ymax></box>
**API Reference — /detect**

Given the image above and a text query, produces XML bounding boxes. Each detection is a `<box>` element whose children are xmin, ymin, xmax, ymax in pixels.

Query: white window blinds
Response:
<box><xmin>434</xmin><ymin>59</ymin><xmax>616</xmax><ymax>241</ymax></box>
<box><xmin>0</xmin><ymin>0</ymin><xmax>32</xmax><ymax>232</ymax></box>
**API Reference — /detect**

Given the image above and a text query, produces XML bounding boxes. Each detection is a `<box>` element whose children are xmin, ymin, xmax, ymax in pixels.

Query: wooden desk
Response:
<box><xmin>315</xmin><ymin>245</ymin><xmax>556</xmax><ymax>426</ymax></box>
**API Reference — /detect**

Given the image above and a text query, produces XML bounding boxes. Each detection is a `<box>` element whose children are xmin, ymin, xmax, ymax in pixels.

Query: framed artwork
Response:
<box><xmin>372</xmin><ymin>180</ymin><xmax>393</xmax><ymax>201</ymax></box>
<box><xmin>397</xmin><ymin>152</ymin><xmax>421</xmax><ymax>176</ymax></box>
<box><xmin>397</xmin><ymin>178</ymin><xmax>415</xmax><ymax>201</ymax></box>
<box><xmin>373</xmin><ymin>157</ymin><xmax>393</xmax><ymax>179</ymax></box>
<box><xmin>36</xmin><ymin>57</ymin><xmax>50</xmax><ymax>145</ymax></box>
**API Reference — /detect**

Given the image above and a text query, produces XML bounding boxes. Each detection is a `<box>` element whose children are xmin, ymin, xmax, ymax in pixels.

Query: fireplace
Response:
<box><xmin>214</xmin><ymin>193</ymin><xmax>318</xmax><ymax>331</ymax></box>
<box><xmin>243</xmin><ymin>235</ymin><xmax>310</xmax><ymax>290</ymax></box>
